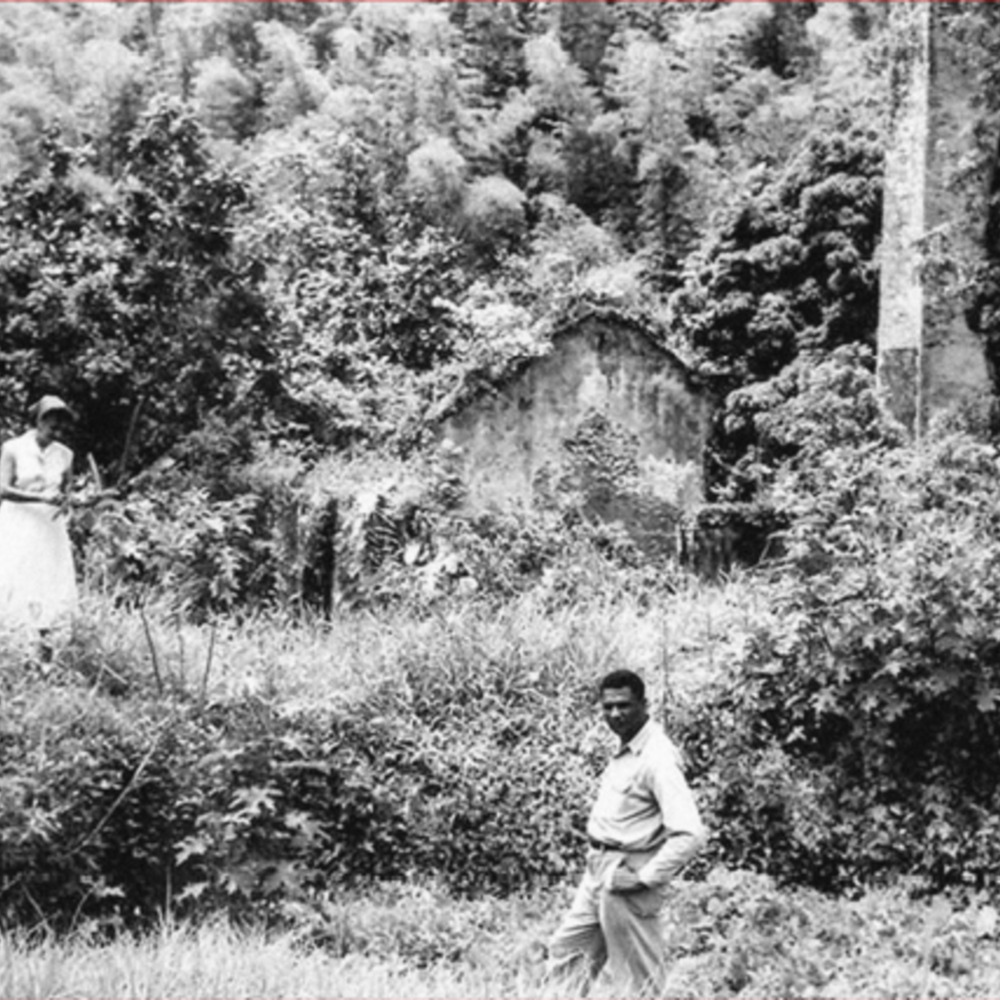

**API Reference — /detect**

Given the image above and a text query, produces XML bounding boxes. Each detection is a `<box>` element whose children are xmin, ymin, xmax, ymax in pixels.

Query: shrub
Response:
<box><xmin>76</xmin><ymin>434</ymin><xmax>307</xmax><ymax>618</ymax></box>
<box><xmin>79</xmin><ymin>488</ymin><xmax>272</xmax><ymax>618</ymax></box>
<box><xmin>714</xmin><ymin>343</ymin><xmax>897</xmax><ymax>500</ymax></box>
<box><xmin>0</xmin><ymin>607</ymin><xmax>609</xmax><ymax>933</ymax></box>
<box><xmin>682</xmin><ymin>431</ymin><xmax>1000</xmax><ymax>891</ymax></box>
<box><xmin>673</xmin><ymin>126</ymin><xmax>882</xmax><ymax>384</ymax></box>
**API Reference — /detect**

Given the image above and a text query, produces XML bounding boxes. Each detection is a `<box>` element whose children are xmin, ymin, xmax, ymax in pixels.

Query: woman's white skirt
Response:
<box><xmin>0</xmin><ymin>500</ymin><xmax>78</xmax><ymax>630</ymax></box>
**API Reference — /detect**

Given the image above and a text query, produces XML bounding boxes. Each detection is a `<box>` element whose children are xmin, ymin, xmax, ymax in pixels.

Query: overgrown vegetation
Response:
<box><xmin>0</xmin><ymin>1</ymin><xmax>893</xmax><ymax>466</ymax></box>
<box><xmin>6</xmin><ymin>6</ymin><xmax>1000</xmax><ymax>984</ymax></box>
<box><xmin>11</xmin><ymin>409</ymin><xmax>1000</xmax><ymax>930</ymax></box>
<box><xmin>1</xmin><ymin>591</ymin><xmax>674</xmax><ymax>931</ymax></box>
<box><xmin>687</xmin><ymin>429</ymin><xmax>1000</xmax><ymax>893</ymax></box>
<box><xmin>5</xmin><ymin>870</ymin><xmax>1000</xmax><ymax>998</ymax></box>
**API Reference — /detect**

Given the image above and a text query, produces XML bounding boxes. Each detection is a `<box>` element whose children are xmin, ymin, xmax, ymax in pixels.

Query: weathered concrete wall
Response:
<box><xmin>877</xmin><ymin>2</ymin><xmax>928</xmax><ymax>435</ymax></box>
<box><xmin>439</xmin><ymin>314</ymin><xmax>713</xmax><ymax>552</ymax></box>
<box><xmin>877</xmin><ymin>4</ymin><xmax>993</xmax><ymax>432</ymax></box>
<box><xmin>922</xmin><ymin>4</ymin><xmax>993</xmax><ymax>413</ymax></box>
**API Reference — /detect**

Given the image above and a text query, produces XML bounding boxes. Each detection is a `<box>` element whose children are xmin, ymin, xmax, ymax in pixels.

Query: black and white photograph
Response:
<box><xmin>2</xmin><ymin>2</ymin><xmax>999</xmax><ymax>996</ymax></box>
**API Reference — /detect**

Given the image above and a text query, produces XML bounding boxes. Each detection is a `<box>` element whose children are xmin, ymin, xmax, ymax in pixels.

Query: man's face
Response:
<box><xmin>600</xmin><ymin>686</ymin><xmax>648</xmax><ymax>743</ymax></box>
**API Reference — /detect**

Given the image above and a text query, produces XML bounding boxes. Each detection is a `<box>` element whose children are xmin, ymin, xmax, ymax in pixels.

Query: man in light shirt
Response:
<box><xmin>548</xmin><ymin>669</ymin><xmax>707</xmax><ymax>995</ymax></box>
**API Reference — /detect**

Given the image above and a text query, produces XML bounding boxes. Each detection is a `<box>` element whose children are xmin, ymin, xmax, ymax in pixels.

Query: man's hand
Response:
<box><xmin>607</xmin><ymin>864</ymin><xmax>648</xmax><ymax>894</ymax></box>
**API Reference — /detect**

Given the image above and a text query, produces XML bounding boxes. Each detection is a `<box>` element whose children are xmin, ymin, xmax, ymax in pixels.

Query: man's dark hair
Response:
<box><xmin>599</xmin><ymin>669</ymin><xmax>645</xmax><ymax>701</ymax></box>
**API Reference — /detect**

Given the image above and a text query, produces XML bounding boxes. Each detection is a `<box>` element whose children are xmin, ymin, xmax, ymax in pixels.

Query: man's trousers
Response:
<box><xmin>548</xmin><ymin>847</ymin><xmax>667</xmax><ymax>996</ymax></box>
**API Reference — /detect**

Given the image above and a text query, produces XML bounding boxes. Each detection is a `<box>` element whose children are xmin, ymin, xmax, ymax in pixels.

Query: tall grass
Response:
<box><xmin>0</xmin><ymin>887</ymin><xmax>560</xmax><ymax>1000</ymax></box>
<box><xmin>5</xmin><ymin>875</ymin><xmax>1000</xmax><ymax>999</ymax></box>
<box><xmin>6</xmin><ymin>576</ymin><xmax>1000</xmax><ymax>998</ymax></box>
<box><xmin>0</xmin><ymin>568</ymin><xmax>824</xmax><ymax>999</ymax></box>
<box><xmin>24</xmin><ymin>569</ymin><xmax>764</xmax><ymax>715</ymax></box>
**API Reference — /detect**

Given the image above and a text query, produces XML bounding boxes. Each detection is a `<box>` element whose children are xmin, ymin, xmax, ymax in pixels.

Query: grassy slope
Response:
<box><xmin>61</xmin><ymin>572</ymin><xmax>761</xmax><ymax>709</ymax></box>
<box><xmin>4</xmin><ymin>874</ymin><xmax>1000</xmax><ymax>998</ymax></box>
<box><xmin>6</xmin><ymin>579</ymin><xmax>998</xmax><ymax>997</ymax></box>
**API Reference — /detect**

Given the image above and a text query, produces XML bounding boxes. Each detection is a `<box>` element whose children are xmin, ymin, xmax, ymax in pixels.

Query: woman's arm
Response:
<box><xmin>59</xmin><ymin>449</ymin><xmax>74</xmax><ymax>495</ymax></box>
<box><xmin>53</xmin><ymin>449</ymin><xmax>75</xmax><ymax>516</ymax></box>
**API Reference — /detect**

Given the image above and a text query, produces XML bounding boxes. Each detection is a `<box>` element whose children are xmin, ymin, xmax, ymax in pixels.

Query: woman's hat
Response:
<box><xmin>31</xmin><ymin>395</ymin><xmax>74</xmax><ymax>420</ymax></box>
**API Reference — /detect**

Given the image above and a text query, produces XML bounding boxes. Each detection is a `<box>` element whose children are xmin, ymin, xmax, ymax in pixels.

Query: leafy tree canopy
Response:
<box><xmin>0</xmin><ymin>1</ymin><xmax>896</xmax><ymax>481</ymax></box>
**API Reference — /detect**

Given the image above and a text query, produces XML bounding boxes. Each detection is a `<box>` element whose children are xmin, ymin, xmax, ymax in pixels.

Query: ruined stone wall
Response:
<box><xmin>877</xmin><ymin>2</ymin><xmax>929</xmax><ymax>434</ymax></box>
<box><xmin>922</xmin><ymin>4</ymin><xmax>994</xmax><ymax>413</ymax></box>
<box><xmin>877</xmin><ymin>4</ymin><xmax>993</xmax><ymax>431</ymax></box>
<box><xmin>439</xmin><ymin>316</ymin><xmax>713</xmax><ymax>552</ymax></box>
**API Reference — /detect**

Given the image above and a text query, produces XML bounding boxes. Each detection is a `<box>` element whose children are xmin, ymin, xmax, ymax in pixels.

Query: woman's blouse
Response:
<box><xmin>2</xmin><ymin>430</ymin><xmax>73</xmax><ymax>494</ymax></box>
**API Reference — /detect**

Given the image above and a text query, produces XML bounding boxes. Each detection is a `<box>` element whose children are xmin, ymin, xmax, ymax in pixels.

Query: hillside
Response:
<box><xmin>0</xmin><ymin>1</ymin><xmax>887</xmax><ymax>472</ymax></box>
<box><xmin>5</xmin><ymin>5</ymin><xmax>1000</xmax><ymax>985</ymax></box>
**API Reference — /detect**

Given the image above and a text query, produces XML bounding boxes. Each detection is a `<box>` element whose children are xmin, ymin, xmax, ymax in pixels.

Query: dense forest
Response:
<box><xmin>0</xmin><ymin>0</ymin><xmax>911</xmax><ymax>615</ymax></box>
<box><xmin>0</xmin><ymin>2</ymin><xmax>888</xmax><ymax>474</ymax></box>
<box><xmin>9</xmin><ymin>6</ymin><xmax>1000</xmax><ymax>987</ymax></box>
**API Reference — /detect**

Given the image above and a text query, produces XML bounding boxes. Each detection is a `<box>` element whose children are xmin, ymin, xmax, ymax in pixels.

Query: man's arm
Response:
<box><xmin>635</xmin><ymin>746</ymin><xmax>707</xmax><ymax>888</ymax></box>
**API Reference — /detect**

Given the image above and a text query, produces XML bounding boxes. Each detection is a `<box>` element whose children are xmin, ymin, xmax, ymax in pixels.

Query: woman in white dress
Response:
<box><xmin>0</xmin><ymin>395</ymin><xmax>79</xmax><ymax>634</ymax></box>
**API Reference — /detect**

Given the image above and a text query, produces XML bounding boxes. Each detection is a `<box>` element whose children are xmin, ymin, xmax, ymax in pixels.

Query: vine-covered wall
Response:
<box><xmin>440</xmin><ymin>313</ymin><xmax>713</xmax><ymax>554</ymax></box>
<box><xmin>877</xmin><ymin>3</ymin><xmax>994</xmax><ymax>432</ymax></box>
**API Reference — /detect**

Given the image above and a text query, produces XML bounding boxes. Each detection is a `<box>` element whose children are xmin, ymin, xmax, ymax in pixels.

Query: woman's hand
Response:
<box><xmin>51</xmin><ymin>492</ymin><xmax>76</xmax><ymax>519</ymax></box>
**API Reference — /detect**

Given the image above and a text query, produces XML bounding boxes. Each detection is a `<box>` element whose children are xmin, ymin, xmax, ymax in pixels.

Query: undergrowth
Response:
<box><xmin>1</xmin><ymin>577</ymin><xmax>746</xmax><ymax>934</ymax></box>
<box><xmin>10</xmin><ymin>425</ymin><xmax>1000</xmax><ymax>936</ymax></box>
<box><xmin>4</xmin><ymin>870</ymin><xmax>1000</xmax><ymax>998</ymax></box>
